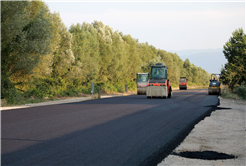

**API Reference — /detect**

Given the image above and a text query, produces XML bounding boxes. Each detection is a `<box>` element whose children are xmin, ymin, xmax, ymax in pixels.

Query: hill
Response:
<box><xmin>168</xmin><ymin>48</ymin><xmax>227</xmax><ymax>74</ymax></box>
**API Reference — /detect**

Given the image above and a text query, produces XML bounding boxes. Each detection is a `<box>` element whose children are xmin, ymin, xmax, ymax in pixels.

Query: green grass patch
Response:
<box><xmin>235</xmin><ymin>86</ymin><xmax>246</xmax><ymax>99</ymax></box>
<box><xmin>1</xmin><ymin>95</ymin><xmax>58</xmax><ymax>107</ymax></box>
<box><xmin>221</xmin><ymin>85</ymin><xmax>246</xmax><ymax>100</ymax></box>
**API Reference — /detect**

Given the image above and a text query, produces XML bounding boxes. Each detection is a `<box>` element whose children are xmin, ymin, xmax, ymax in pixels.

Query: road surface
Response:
<box><xmin>1</xmin><ymin>89</ymin><xmax>219</xmax><ymax>166</ymax></box>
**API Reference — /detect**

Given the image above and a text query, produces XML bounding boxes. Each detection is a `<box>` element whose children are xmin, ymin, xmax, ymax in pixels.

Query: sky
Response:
<box><xmin>44</xmin><ymin>0</ymin><xmax>245</xmax><ymax>52</ymax></box>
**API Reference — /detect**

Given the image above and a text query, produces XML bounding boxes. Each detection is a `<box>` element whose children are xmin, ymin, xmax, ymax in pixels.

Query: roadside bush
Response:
<box><xmin>1</xmin><ymin>99</ymin><xmax>7</xmax><ymax>106</ymax></box>
<box><xmin>221</xmin><ymin>86</ymin><xmax>240</xmax><ymax>99</ymax></box>
<box><xmin>26</xmin><ymin>77</ymin><xmax>71</xmax><ymax>98</ymax></box>
<box><xmin>106</xmin><ymin>84</ymin><xmax>117</xmax><ymax>93</ymax></box>
<box><xmin>127</xmin><ymin>81</ymin><xmax>137</xmax><ymax>92</ymax></box>
<box><xmin>172</xmin><ymin>83</ymin><xmax>179</xmax><ymax>88</ymax></box>
<box><xmin>235</xmin><ymin>86</ymin><xmax>246</xmax><ymax>99</ymax></box>
<box><xmin>63</xmin><ymin>88</ymin><xmax>78</xmax><ymax>97</ymax></box>
<box><xmin>80</xmin><ymin>85</ymin><xmax>93</xmax><ymax>94</ymax></box>
<box><xmin>115</xmin><ymin>83</ymin><xmax>125</xmax><ymax>93</ymax></box>
<box><xmin>4</xmin><ymin>88</ymin><xmax>24</xmax><ymax>105</ymax></box>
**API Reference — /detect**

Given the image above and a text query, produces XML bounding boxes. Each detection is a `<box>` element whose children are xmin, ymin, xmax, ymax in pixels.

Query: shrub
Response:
<box><xmin>115</xmin><ymin>83</ymin><xmax>125</xmax><ymax>93</ymax></box>
<box><xmin>4</xmin><ymin>88</ymin><xmax>25</xmax><ymax>105</ymax></box>
<box><xmin>126</xmin><ymin>79</ymin><xmax>137</xmax><ymax>92</ymax></box>
<box><xmin>109</xmin><ymin>85</ymin><xmax>118</xmax><ymax>92</ymax></box>
<box><xmin>221</xmin><ymin>86</ymin><xmax>240</xmax><ymax>99</ymax></box>
<box><xmin>235</xmin><ymin>86</ymin><xmax>246</xmax><ymax>99</ymax></box>
<box><xmin>26</xmin><ymin>76</ymin><xmax>72</xmax><ymax>99</ymax></box>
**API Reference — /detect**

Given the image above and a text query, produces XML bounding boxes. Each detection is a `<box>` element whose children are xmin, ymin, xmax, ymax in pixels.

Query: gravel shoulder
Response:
<box><xmin>158</xmin><ymin>97</ymin><xmax>246</xmax><ymax>166</ymax></box>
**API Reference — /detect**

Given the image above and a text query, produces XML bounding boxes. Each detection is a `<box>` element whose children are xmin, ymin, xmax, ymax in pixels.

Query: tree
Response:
<box><xmin>122</xmin><ymin>34</ymin><xmax>141</xmax><ymax>82</ymax></box>
<box><xmin>91</xmin><ymin>21</ymin><xmax>114</xmax><ymax>86</ymax></box>
<box><xmin>1</xmin><ymin>1</ymin><xmax>53</xmax><ymax>99</ymax></box>
<box><xmin>32</xmin><ymin>11</ymin><xmax>63</xmax><ymax>78</ymax></box>
<box><xmin>50</xmin><ymin>13</ymin><xmax>74</xmax><ymax>79</ymax></box>
<box><xmin>109</xmin><ymin>30</ymin><xmax>126</xmax><ymax>85</ymax></box>
<box><xmin>221</xmin><ymin>28</ymin><xmax>246</xmax><ymax>90</ymax></box>
<box><xmin>183</xmin><ymin>59</ymin><xmax>193</xmax><ymax>83</ymax></box>
<box><xmin>141</xmin><ymin>56</ymin><xmax>161</xmax><ymax>74</ymax></box>
<box><xmin>69</xmin><ymin>22</ymin><xmax>100</xmax><ymax>84</ymax></box>
<box><xmin>191</xmin><ymin>66</ymin><xmax>198</xmax><ymax>83</ymax></box>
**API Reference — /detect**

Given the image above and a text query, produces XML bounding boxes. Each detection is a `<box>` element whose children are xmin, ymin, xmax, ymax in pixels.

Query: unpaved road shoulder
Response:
<box><xmin>158</xmin><ymin>97</ymin><xmax>246</xmax><ymax>166</ymax></box>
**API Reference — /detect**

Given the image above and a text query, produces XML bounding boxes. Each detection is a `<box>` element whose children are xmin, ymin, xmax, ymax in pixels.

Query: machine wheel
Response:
<box><xmin>168</xmin><ymin>88</ymin><xmax>172</xmax><ymax>98</ymax></box>
<box><xmin>147</xmin><ymin>96</ymin><xmax>151</xmax><ymax>98</ymax></box>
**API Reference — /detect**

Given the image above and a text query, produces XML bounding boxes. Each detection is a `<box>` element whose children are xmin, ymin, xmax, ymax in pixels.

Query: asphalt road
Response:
<box><xmin>1</xmin><ymin>89</ymin><xmax>219</xmax><ymax>166</ymax></box>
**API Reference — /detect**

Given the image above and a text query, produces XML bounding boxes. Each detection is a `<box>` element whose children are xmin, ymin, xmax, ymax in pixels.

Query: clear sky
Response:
<box><xmin>44</xmin><ymin>0</ymin><xmax>245</xmax><ymax>51</ymax></box>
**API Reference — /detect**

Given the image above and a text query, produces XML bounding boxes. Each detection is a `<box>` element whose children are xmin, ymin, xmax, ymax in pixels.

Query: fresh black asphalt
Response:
<box><xmin>1</xmin><ymin>89</ymin><xmax>219</xmax><ymax>166</ymax></box>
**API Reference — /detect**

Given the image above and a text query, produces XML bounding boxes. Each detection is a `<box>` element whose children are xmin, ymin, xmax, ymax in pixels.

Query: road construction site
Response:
<box><xmin>1</xmin><ymin>90</ymin><xmax>245</xmax><ymax>166</ymax></box>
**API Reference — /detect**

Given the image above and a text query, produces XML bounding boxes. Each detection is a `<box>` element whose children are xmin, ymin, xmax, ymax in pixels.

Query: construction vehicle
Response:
<box><xmin>208</xmin><ymin>73</ymin><xmax>221</xmax><ymax>95</ymax></box>
<box><xmin>146</xmin><ymin>63</ymin><xmax>172</xmax><ymax>98</ymax></box>
<box><xmin>179</xmin><ymin>77</ymin><xmax>187</xmax><ymax>90</ymax></box>
<box><xmin>136</xmin><ymin>73</ymin><xmax>149</xmax><ymax>95</ymax></box>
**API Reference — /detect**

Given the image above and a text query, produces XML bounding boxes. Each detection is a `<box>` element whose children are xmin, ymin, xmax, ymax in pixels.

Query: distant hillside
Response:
<box><xmin>168</xmin><ymin>48</ymin><xmax>227</xmax><ymax>74</ymax></box>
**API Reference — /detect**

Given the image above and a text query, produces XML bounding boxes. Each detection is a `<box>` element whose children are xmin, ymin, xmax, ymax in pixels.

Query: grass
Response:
<box><xmin>220</xmin><ymin>84</ymin><xmax>246</xmax><ymax>100</ymax></box>
<box><xmin>1</xmin><ymin>97</ymin><xmax>58</xmax><ymax>107</ymax></box>
<box><xmin>1</xmin><ymin>92</ymin><xmax>103</xmax><ymax>107</ymax></box>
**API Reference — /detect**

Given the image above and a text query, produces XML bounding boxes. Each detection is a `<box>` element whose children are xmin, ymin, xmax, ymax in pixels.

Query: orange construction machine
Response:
<box><xmin>179</xmin><ymin>77</ymin><xmax>187</xmax><ymax>90</ymax></box>
<box><xmin>146</xmin><ymin>63</ymin><xmax>172</xmax><ymax>98</ymax></box>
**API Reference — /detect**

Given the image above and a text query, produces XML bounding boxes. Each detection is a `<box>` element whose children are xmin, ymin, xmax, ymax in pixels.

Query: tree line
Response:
<box><xmin>1</xmin><ymin>1</ymin><xmax>210</xmax><ymax>104</ymax></box>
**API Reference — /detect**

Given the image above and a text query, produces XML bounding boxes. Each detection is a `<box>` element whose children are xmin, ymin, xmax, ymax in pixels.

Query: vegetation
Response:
<box><xmin>1</xmin><ymin>1</ymin><xmax>211</xmax><ymax>106</ymax></box>
<box><xmin>221</xmin><ymin>84</ymin><xmax>246</xmax><ymax>100</ymax></box>
<box><xmin>1</xmin><ymin>1</ymin><xmax>53</xmax><ymax>104</ymax></box>
<box><xmin>220</xmin><ymin>28</ymin><xmax>246</xmax><ymax>100</ymax></box>
<box><xmin>221</xmin><ymin>28</ymin><xmax>246</xmax><ymax>90</ymax></box>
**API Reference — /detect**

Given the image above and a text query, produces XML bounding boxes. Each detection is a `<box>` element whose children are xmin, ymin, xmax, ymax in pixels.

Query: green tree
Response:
<box><xmin>221</xmin><ymin>28</ymin><xmax>246</xmax><ymax>89</ymax></box>
<box><xmin>14</xmin><ymin>1</ymin><xmax>56</xmax><ymax>92</ymax></box>
<box><xmin>109</xmin><ymin>30</ymin><xmax>126</xmax><ymax>86</ymax></box>
<box><xmin>69</xmin><ymin>22</ymin><xmax>100</xmax><ymax>84</ymax></box>
<box><xmin>1</xmin><ymin>1</ymin><xmax>53</xmax><ymax>99</ymax></box>
<box><xmin>183</xmin><ymin>59</ymin><xmax>193</xmax><ymax>83</ymax></box>
<box><xmin>141</xmin><ymin>56</ymin><xmax>161</xmax><ymax>74</ymax></box>
<box><xmin>91</xmin><ymin>21</ymin><xmax>113</xmax><ymax>86</ymax></box>
<box><xmin>191</xmin><ymin>66</ymin><xmax>199</xmax><ymax>83</ymax></box>
<box><xmin>123</xmin><ymin>34</ymin><xmax>142</xmax><ymax>82</ymax></box>
<box><xmin>32</xmin><ymin>11</ymin><xmax>64</xmax><ymax>78</ymax></box>
<box><xmin>51</xmin><ymin>13</ymin><xmax>74</xmax><ymax>78</ymax></box>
